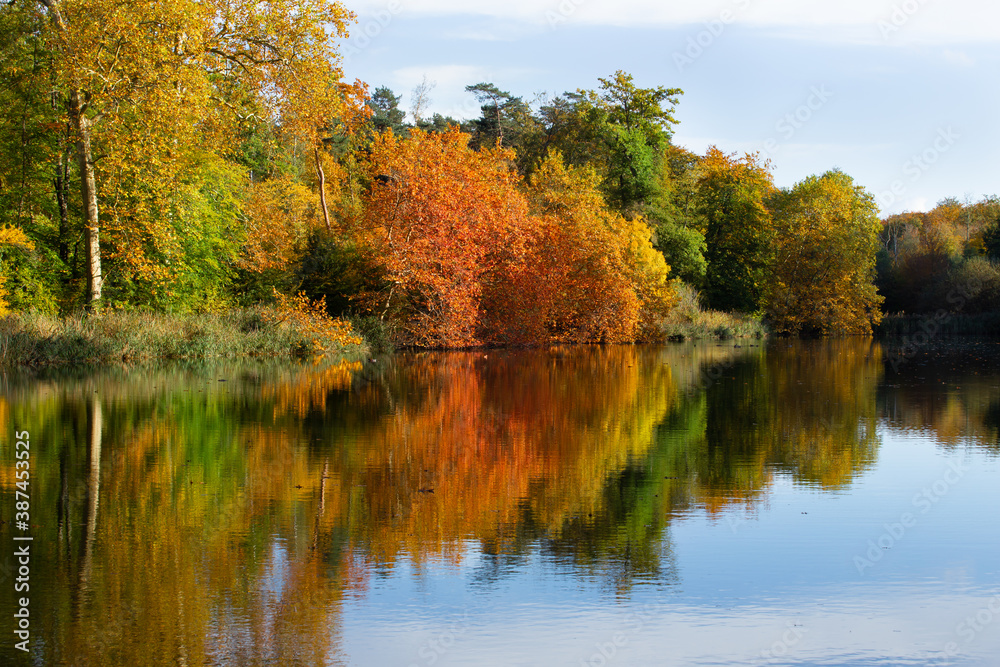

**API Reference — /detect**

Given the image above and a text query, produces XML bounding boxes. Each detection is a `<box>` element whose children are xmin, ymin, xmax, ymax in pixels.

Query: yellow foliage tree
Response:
<box><xmin>266</xmin><ymin>289</ymin><xmax>362</xmax><ymax>354</ymax></box>
<box><xmin>765</xmin><ymin>170</ymin><xmax>884</xmax><ymax>334</ymax></box>
<box><xmin>0</xmin><ymin>225</ymin><xmax>34</xmax><ymax>315</ymax></box>
<box><xmin>240</xmin><ymin>176</ymin><xmax>319</xmax><ymax>273</ymax></box>
<box><xmin>30</xmin><ymin>0</ymin><xmax>361</xmax><ymax>308</ymax></box>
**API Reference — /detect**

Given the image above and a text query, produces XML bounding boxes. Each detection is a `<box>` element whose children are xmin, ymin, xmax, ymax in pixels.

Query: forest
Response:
<box><xmin>1</xmin><ymin>0</ymin><xmax>999</xmax><ymax>354</ymax></box>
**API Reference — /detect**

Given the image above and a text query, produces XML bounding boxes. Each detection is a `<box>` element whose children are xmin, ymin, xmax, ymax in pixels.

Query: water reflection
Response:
<box><xmin>0</xmin><ymin>339</ymin><xmax>997</xmax><ymax>664</ymax></box>
<box><xmin>880</xmin><ymin>338</ymin><xmax>1000</xmax><ymax>450</ymax></box>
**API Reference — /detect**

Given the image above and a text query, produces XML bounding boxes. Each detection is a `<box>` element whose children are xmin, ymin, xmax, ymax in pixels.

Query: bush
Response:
<box><xmin>948</xmin><ymin>257</ymin><xmax>1000</xmax><ymax>313</ymax></box>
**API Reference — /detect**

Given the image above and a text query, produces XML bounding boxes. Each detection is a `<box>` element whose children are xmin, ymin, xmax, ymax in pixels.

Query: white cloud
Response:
<box><xmin>943</xmin><ymin>49</ymin><xmax>976</xmax><ymax>67</ymax></box>
<box><xmin>904</xmin><ymin>196</ymin><xmax>931</xmax><ymax>212</ymax></box>
<box><xmin>350</xmin><ymin>0</ymin><xmax>1000</xmax><ymax>44</ymax></box>
<box><xmin>444</xmin><ymin>28</ymin><xmax>508</xmax><ymax>41</ymax></box>
<box><xmin>441</xmin><ymin>22</ymin><xmax>527</xmax><ymax>42</ymax></box>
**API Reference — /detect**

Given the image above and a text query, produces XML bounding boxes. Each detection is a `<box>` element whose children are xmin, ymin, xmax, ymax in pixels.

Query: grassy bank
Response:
<box><xmin>876</xmin><ymin>312</ymin><xmax>1000</xmax><ymax>337</ymax></box>
<box><xmin>0</xmin><ymin>306</ymin><xmax>369</xmax><ymax>366</ymax></box>
<box><xmin>659</xmin><ymin>285</ymin><xmax>768</xmax><ymax>340</ymax></box>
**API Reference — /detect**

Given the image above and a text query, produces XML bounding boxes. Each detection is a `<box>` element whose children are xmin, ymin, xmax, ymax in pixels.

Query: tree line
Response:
<box><xmin>1</xmin><ymin>0</ymin><xmax>996</xmax><ymax>345</ymax></box>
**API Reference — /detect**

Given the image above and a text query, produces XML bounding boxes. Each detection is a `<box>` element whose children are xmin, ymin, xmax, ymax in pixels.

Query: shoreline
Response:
<box><xmin>0</xmin><ymin>308</ymin><xmax>368</xmax><ymax>367</ymax></box>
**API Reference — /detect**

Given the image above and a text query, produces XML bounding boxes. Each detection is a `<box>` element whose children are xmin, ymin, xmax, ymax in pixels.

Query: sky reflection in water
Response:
<box><xmin>1</xmin><ymin>339</ymin><xmax>998</xmax><ymax>665</ymax></box>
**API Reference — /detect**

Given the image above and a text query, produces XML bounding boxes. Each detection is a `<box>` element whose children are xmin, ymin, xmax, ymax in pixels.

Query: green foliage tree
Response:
<box><xmin>464</xmin><ymin>82</ymin><xmax>541</xmax><ymax>173</ymax></box>
<box><xmin>698</xmin><ymin>147</ymin><xmax>775</xmax><ymax>313</ymax></box>
<box><xmin>605</xmin><ymin>128</ymin><xmax>659</xmax><ymax>212</ymax></box>
<box><xmin>529</xmin><ymin>93</ymin><xmax>604</xmax><ymax>173</ymax></box>
<box><xmin>984</xmin><ymin>216</ymin><xmax>1000</xmax><ymax>260</ymax></box>
<box><xmin>416</xmin><ymin>113</ymin><xmax>469</xmax><ymax>134</ymax></box>
<box><xmin>527</xmin><ymin>72</ymin><xmax>682</xmax><ymax>216</ymax></box>
<box><xmin>592</xmin><ymin>70</ymin><xmax>683</xmax><ymax>146</ymax></box>
<box><xmin>465</xmin><ymin>83</ymin><xmax>517</xmax><ymax>148</ymax></box>
<box><xmin>367</xmin><ymin>86</ymin><xmax>407</xmax><ymax>136</ymax></box>
<box><xmin>576</xmin><ymin>72</ymin><xmax>683</xmax><ymax>214</ymax></box>
<box><xmin>647</xmin><ymin>146</ymin><xmax>708</xmax><ymax>285</ymax></box>
<box><xmin>0</xmin><ymin>4</ymin><xmax>76</xmax><ymax>310</ymax></box>
<box><xmin>651</xmin><ymin>219</ymin><xmax>707</xmax><ymax>286</ymax></box>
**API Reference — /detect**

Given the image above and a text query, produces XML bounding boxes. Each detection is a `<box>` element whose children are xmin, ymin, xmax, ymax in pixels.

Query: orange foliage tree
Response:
<box><xmin>487</xmin><ymin>150</ymin><xmax>676</xmax><ymax>344</ymax></box>
<box><xmin>361</xmin><ymin>128</ymin><xmax>534</xmax><ymax>347</ymax></box>
<box><xmin>360</xmin><ymin>132</ymin><xmax>677</xmax><ymax>347</ymax></box>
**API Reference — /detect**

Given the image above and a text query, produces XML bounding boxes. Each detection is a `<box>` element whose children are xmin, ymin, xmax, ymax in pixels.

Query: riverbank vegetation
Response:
<box><xmin>0</xmin><ymin>1</ymin><xmax>996</xmax><ymax>359</ymax></box>
<box><xmin>0</xmin><ymin>294</ymin><xmax>365</xmax><ymax>365</ymax></box>
<box><xmin>660</xmin><ymin>284</ymin><xmax>768</xmax><ymax>340</ymax></box>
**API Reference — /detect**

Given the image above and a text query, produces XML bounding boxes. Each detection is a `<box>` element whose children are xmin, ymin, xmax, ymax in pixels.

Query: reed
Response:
<box><xmin>659</xmin><ymin>284</ymin><xmax>768</xmax><ymax>341</ymax></box>
<box><xmin>0</xmin><ymin>307</ymin><xmax>368</xmax><ymax>366</ymax></box>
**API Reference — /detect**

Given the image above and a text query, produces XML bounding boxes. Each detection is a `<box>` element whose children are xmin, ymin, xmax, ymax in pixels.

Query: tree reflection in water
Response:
<box><xmin>10</xmin><ymin>338</ymin><xmax>993</xmax><ymax>665</ymax></box>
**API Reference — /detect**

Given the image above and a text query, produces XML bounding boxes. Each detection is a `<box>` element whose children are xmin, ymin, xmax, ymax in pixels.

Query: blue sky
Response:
<box><xmin>339</xmin><ymin>0</ymin><xmax>1000</xmax><ymax>216</ymax></box>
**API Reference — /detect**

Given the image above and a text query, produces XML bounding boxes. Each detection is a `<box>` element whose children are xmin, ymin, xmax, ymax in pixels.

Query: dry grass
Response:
<box><xmin>0</xmin><ymin>306</ymin><xmax>368</xmax><ymax>366</ymax></box>
<box><xmin>660</xmin><ymin>284</ymin><xmax>768</xmax><ymax>340</ymax></box>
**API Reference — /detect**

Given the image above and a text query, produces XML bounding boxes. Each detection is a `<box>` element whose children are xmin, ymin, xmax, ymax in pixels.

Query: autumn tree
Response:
<box><xmin>485</xmin><ymin>150</ymin><xmax>676</xmax><ymax>344</ymax></box>
<box><xmin>240</xmin><ymin>175</ymin><xmax>318</xmax><ymax>274</ymax></box>
<box><xmin>358</xmin><ymin>132</ymin><xmax>678</xmax><ymax>347</ymax></box>
<box><xmin>0</xmin><ymin>226</ymin><xmax>36</xmax><ymax>314</ymax></box>
<box><xmin>647</xmin><ymin>145</ymin><xmax>708</xmax><ymax>286</ymax></box>
<box><xmin>765</xmin><ymin>170</ymin><xmax>883</xmax><ymax>334</ymax></box>
<box><xmin>874</xmin><ymin>196</ymin><xmax>1000</xmax><ymax>314</ymax></box>
<box><xmin>360</xmin><ymin>128</ymin><xmax>533</xmax><ymax>347</ymax></box>
<box><xmin>22</xmin><ymin>0</ymin><xmax>360</xmax><ymax>310</ymax></box>
<box><xmin>968</xmin><ymin>196</ymin><xmax>1000</xmax><ymax>254</ymax></box>
<box><xmin>698</xmin><ymin>147</ymin><xmax>776</xmax><ymax>313</ymax></box>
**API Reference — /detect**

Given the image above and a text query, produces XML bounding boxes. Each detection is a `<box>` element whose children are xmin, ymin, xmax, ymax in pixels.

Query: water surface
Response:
<box><xmin>1</xmin><ymin>340</ymin><xmax>998</xmax><ymax>665</ymax></box>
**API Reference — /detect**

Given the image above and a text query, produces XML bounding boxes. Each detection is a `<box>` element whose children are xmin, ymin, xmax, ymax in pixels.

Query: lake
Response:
<box><xmin>1</xmin><ymin>339</ymin><xmax>998</xmax><ymax>666</ymax></box>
